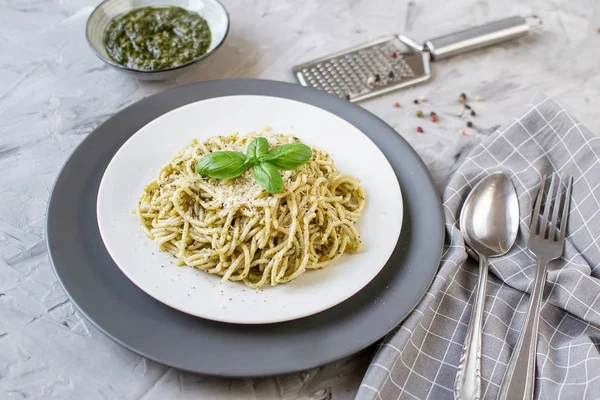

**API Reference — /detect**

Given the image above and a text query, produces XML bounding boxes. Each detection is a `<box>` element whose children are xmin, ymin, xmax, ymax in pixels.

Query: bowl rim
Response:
<box><xmin>85</xmin><ymin>0</ymin><xmax>230</xmax><ymax>74</ymax></box>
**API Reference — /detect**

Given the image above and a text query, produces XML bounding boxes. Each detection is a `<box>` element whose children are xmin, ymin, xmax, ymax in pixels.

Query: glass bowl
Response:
<box><xmin>86</xmin><ymin>0</ymin><xmax>230</xmax><ymax>80</ymax></box>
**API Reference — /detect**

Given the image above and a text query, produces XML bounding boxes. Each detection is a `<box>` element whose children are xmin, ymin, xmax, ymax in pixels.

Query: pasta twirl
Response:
<box><xmin>137</xmin><ymin>132</ymin><xmax>365</xmax><ymax>289</ymax></box>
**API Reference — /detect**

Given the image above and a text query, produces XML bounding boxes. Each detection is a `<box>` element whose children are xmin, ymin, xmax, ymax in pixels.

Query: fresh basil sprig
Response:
<box><xmin>252</xmin><ymin>162</ymin><xmax>283</xmax><ymax>194</ymax></box>
<box><xmin>246</xmin><ymin>137</ymin><xmax>269</xmax><ymax>163</ymax></box>
<box><xmin>195</xmin><ymin>137</ymin><xmax>312</xmax><ymax>194</ymax></box>
<box><xmin>195</xmin><ymin>151</ymin><xmax>248</xmax><ymax>180</ymax></box>
<box><xmin>263</xmin><ymin>143</ymin><xmax>313</xmax><ymax>170</ymax></box>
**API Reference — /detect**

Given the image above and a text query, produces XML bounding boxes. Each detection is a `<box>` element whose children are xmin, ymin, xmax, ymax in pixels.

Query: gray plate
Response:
<box><xmin>46</xmin><ymin>79</ymin><xmax>444</xmax><ymax>377</ymax></box>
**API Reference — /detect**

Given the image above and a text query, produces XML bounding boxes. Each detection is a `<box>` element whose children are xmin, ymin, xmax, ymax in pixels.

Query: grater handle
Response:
<box><xmin>424</xmin><ymin>15</ymin><xmax>542</xmax><ymax>61</ymax></box>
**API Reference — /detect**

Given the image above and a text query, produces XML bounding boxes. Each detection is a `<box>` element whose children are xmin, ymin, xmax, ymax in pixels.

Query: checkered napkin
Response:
<box><xmin>358</xmin><ymin>93</ymin><xmax>600</xmax><ymax>400</ymax></box>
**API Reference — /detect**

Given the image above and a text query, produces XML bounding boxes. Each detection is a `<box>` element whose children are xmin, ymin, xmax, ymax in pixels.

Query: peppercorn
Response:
<box><xmin>464</xmin><ymin>104</ymin><xmax>471</xmax><ymax>110</ymax></box>
<box><xmin>413</xmin><ymin>99</ymin><xmax>419</xmax><ymax>104</ymax></box>
<box><xmin>388</xmin><ymin>70</ymin><xmax>395</xmax><ymax>78</ymax></box>
<box><xmin>367</xmin><ymin>76</ymin><xmax>376</xmax><ymax>86</ymax></box>
<box><xmin>475</xmin><ymin>95</ymin><xmax>483</xmax><ymax>102</ymax></box>
<box><xmin>461</xmin><ymin>129</ymin><xmax>467</xmax><ymax>136</ymax></box>
<box><xmin>459</xmin><ymin>93</ymin><xmax>467</xmax><ymax>103</ymax></box>
<box><xmin>420</xmin><ymin>95</ymin><xmax>427</xmax><ymax>102</ymax></box>
<box><xmin>467</xmin><ymin>121</ymin><xmax>473</xmax><ymax>127</ymax></box>
<box><xmin>470</xmin><ymin>110</ymin><xmax>476</xmax><ymax>116</ymax></box>
<box><xmin>431</xmin><ymin>115</ymin><xmax>438</xmax><ymax>122</ymax></box>
<box><xmin>416</xmin><ymin>110</ymin><xmax>424</xmax><ymax>118</ymax></box>
<box><xmin>417</xmin><ymin>126</ymin><xmax>423</xmax><ymax>133</ymax></box>
<box><xmin>374</xmin><ymin>74</ymin><xmax>381</xmax><ymax>82</ymax></box>
<box><xmin>391</xmin><ymin>51</ymin><xmax>397</xmax><ymax>58</ymax></box>
<box><xmin>430</xmin><ymin>111</ymin><xmax>437</xmax><ymax>117</ymax></box>
<box><xmin>344</xmin><ymin>93</ymin><xmax>350</xmax><ymax>100</ymax></box>
<box><xmin>394</xmin><ymin>102</ymin><xmax>401</xmax><ymax>108</ymax></box>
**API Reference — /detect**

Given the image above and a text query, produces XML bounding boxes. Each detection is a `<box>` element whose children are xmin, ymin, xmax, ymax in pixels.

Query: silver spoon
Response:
<box><xmin>454</xmin><ymin>172</ymin><xmax>520</xmax><ymax>400</ymax></box>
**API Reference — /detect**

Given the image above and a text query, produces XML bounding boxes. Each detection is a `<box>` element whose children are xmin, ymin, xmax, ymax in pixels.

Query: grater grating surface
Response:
<box><xmin>293</xmin><ymin>35</ymin><xmax>431</xmax><ymax>102</ymax></box>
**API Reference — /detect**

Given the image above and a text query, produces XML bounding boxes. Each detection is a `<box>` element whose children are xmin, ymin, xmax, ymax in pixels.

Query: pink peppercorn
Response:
<box><xmin>394</xmin><ymin>102</ymin><xmax>401</xmax><ymax>108</ymax></box>
<box><xmin>417</xmin><ymin>126</ymin><xmax>423</xmax><ymax>133</ymax></box>
<box><xmin>391</xmin><ymin>51</ymin><xmax>397</xmax><ymax>58</ymax></box>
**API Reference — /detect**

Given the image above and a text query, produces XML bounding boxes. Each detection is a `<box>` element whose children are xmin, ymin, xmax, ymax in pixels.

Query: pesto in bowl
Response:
<box><xmin>103</xmin><ymin>6</ymin><xmax>212</xmax><ymax>71</ymax></box>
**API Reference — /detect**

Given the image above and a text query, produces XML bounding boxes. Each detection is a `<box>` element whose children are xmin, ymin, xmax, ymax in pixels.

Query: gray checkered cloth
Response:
<box><xmin>358</xmin><ymin>93</ymin><xmax>600</xmax><ymax>400</ymax></box>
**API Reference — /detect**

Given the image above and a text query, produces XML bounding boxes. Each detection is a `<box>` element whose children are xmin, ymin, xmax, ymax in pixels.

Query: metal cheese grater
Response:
<box><xmin>292</xmin><ymin>16</ymin><xmax>542</xmax><ymax>102</ymax></box>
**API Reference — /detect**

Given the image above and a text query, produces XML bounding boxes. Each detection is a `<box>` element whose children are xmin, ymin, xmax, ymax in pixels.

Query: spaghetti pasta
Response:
<box><xmin>136</xmin><ymin>131</ymin><xmax>365</xmax><ymax>289</ymax></box>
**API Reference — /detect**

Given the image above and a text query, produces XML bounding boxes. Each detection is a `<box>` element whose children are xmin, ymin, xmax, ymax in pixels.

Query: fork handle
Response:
<box><xmin>497</xmin><ymin>257</ymin><xmax>549</xmax><ymax>400</ymax></box>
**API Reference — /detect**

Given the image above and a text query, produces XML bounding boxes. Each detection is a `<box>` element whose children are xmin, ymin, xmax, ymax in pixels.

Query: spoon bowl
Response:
<box><xmin>460</xmin><ymin>172</ymin><xmax>520</xmax><ymax>257</ymax></box>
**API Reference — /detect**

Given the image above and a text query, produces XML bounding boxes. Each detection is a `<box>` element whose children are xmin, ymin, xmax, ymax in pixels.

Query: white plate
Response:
<box><xmin>97</xmin><ymin>95</ymin><xmax>402</xmax><ymax>324</ymax></box>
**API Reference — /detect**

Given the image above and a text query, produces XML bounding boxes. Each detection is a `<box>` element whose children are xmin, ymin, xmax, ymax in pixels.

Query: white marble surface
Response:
<box><xmin>1</xmin><ymin>0</ymin><xmax>599</xmax><ymax>398</ymax></box>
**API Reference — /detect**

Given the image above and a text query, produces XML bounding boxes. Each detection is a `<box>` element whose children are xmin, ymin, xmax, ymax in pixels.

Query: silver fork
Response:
<box><xmin>497</xmin><ymin>175</ymin><xmax>573</xmax><ymax>400</ymax></box>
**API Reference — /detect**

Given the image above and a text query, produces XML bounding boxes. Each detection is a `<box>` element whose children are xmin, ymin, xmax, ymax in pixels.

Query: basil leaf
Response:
<box><xmin>246</xmin><ymin>137</ymin><xmax>270</xmax><ymax>165</ymax></box>
<box><xmin>252</xmin><ymin>162</ymin><xmax>283</xmax><ymax>194</ymax></box>
<box><xmin>195</xmin><ymin>151</ymin><xmax>248</xmax><ymax>180</ymax></box>
<box><xmin>263</xmin><ymin>143</ymin><xmax>312</xmax><ymax>170</ymax></box>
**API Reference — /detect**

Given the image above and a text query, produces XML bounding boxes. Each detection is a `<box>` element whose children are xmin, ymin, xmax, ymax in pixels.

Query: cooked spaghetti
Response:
<box><xmin>136</xmin><ymin>131</ymin><xmax>365</xmax><ymax>289</ymax></box>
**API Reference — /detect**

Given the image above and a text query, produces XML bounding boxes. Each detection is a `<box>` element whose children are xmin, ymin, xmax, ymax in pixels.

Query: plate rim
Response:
<box><xmin>95</xmin><ymin>94</ymin><xmax>403</xmax><ymax>324</ymax></box>
<box><xmin>46</xmin><ymin>79</ymin><xmax>444</xmax><ymax>377</ymax></box>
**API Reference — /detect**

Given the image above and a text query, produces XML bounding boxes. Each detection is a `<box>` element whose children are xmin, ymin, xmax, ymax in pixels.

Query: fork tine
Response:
<box><xmin>549</xmin><ymin>176</ymin><xmax>564</xmax><ymax>241</ymax></box>
<box><xmin>540</xmin><ymin>175</ymin><xmax>556</xmax><ymax>238</ymax></box>
<box><xmin>530</xmin><ymin>176</ymin><xmax>547</xmax><ymax>235</ymax></box>
<box><xmin>558</xmin><ymin>176</ymin><xmax>573</xmax><ymax>241</ymax></box>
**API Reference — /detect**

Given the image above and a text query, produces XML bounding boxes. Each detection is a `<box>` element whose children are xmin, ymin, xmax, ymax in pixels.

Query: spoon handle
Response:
<box><xmin>454</xmin><ymin>254</ymin><xmax>488</xmax><ymax>400</ymax></box>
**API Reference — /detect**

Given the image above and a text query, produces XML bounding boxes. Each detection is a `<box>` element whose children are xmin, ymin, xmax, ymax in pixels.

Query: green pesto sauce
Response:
<box><xmin>103</xmin><ymin>6</ymin><xmax>211</xmax><ymax>71</ymax></box>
